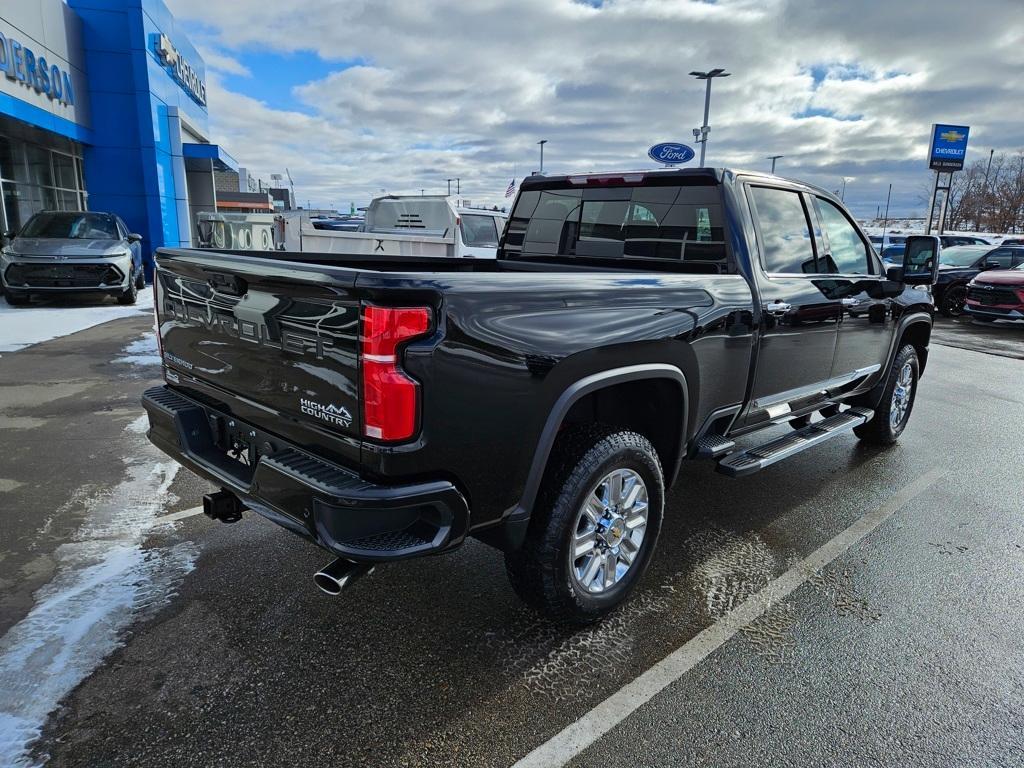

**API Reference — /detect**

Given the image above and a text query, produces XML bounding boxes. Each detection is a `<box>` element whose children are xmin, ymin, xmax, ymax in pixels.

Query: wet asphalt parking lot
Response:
<box><xmin>0</xmin><ymin>310</ymin><xmax>1022</xmax><ymax>767</ymax></box>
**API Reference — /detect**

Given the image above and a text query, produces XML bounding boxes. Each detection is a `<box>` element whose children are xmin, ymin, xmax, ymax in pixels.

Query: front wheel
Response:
<box><xmin>504</xmin><ymin>426</ymin><xmax>664</xmax><ymax>623</ymax></box>
<box><xmin>939</xmin><ymin>284</ymin><xmax>967</xmax><ymax>317</ymax></box>
<box><xmin>117</xmin><ymin>276</ymin><xmax>138</xmax><ymax>305</ymax></box>
<box><xmin>854</xmin><ymin>344</ymin><xmax>919</xmax><ymax>445</ymax></box>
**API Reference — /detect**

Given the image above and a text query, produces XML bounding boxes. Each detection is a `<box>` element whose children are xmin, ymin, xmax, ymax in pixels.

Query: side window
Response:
<box><xmin>460</xmin><ymin>214</ymin><xmax>498</xmax><ymax>247</ymax></box>
<box><xmin>985</xmin><ymin>249</ymin><xmax>1013</xmax><ymax>268</ymax></box>
<box><xmin>749</xmin><ymin>186</ymin><xmax>817</xmax><ymax>274</ymax></box>
<box><xmin>1012</xmin><ymin>251</ymin><xmax>1024</xmax><ymax>268</ymax></box>
<box><xmin>816</xmin><ymin>198</ymin><xmax>872</xmax><ymax>275</ymax></box>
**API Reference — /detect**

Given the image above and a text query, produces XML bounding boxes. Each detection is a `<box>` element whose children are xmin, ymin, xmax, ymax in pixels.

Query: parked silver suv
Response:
<box><xmin>1</xmin><ymin>211</ymin><xmax>145</xmax><ymax>306</ymax></box>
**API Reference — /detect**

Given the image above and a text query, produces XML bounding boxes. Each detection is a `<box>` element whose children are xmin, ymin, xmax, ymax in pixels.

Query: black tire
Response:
<box><xmin>135</xmin><ymin>268</ymin><xmax>146</xmax><ymax>289</ymax></box>
<box><xmin>504</xmin><ymin>425</ymin><xmax>664</xmax><ymax>624</ymax></box>
<box><xmin>939</xmin><ymin>284</ymin><xmax>967</xmax><ymax>317</ymax></box>
<box><xmin>3</xmin><ymin>288</ymin><xmax>29</xmax><ymax>306</ymax></box>
<box><xmin>854</xmin><ymin>344</ymin><xmax>919</xmax><ymax>445</ymax></box>
<box><xmin>117</xmin><ymin>276</ymin><xmax>138</xmax><ymax>305</ymax></box>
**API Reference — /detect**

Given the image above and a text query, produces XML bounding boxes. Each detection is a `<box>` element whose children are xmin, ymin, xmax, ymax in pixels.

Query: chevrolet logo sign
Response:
<box><xmin>940</xmin><ymin>130</ymin><xmax>965</xmax><ymax>142</ymax></box>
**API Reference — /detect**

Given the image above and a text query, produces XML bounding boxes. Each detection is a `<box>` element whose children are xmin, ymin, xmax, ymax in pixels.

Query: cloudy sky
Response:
<box><xmin>167</xmin><ymin>0</ymin><xmax>1023</xmax><ymax>218</ymax></box>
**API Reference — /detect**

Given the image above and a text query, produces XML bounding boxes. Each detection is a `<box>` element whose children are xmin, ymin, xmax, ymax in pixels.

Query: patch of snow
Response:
<box><xmin>0</xmin><ymin>288</ymin><xmax>153</xmax><ymax>353</ymax></box>
<box><xmin>113</xmin><ymin>332</ymin><xmax>161</xmax><ymax>367</ymax></box>
<box><xmin>125</xmin><ymin>414</ymin><xmax>149</xmax><ymax>434</ymax></box>
<box><xmin>0</xmin><ymin>455</ymin><xmax>195</xmax><ymax>767</ymax></box>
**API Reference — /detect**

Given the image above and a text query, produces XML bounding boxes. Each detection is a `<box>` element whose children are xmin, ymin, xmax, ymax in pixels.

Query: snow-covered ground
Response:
<box><xmin>0</xmin><ymin>418</ymin><xmax>193</xmax><ymax>768</ymax></box>
<box><xmin>113</xmin><ymin>332</ymin><xmax>161</xmax><ymax>367</ymax></box>
<box><xmin>0</xmin><ymin>288</ymin><xmax>153</xmax><ymax>354</ymax></box>
<box><xmin>860</xmin><ymin>221</ymin><xmax>1018</xmax><ymax>243</ymax></box>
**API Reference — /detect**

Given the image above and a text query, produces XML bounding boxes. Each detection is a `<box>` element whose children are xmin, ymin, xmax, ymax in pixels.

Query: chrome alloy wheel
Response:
<box><xmin>570</xmin><ymin>468</ymin><xmax>649</xmax><ymax>594</ymax></box>
<box><xmin>890</xmin><ymin>361</ymin><xmax>914</xmax><ymax>429</ymax></box>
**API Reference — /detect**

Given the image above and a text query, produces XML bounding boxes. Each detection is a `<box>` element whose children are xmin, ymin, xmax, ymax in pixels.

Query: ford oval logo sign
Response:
<box><xmin>648</xmin><ymin>143</ymin><xmax>695</xmax><ymax>165</ymax></box>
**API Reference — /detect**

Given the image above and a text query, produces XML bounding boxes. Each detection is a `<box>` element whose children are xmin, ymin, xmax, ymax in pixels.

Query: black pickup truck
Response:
<box><xmin>142</xmin><ymin>168</ymin><xmax>940</xmax><ymax>622</ymax></box>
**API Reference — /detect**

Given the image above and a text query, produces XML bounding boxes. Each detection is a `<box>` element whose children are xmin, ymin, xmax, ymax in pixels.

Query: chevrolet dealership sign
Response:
<box><xmin>928</xmin><ymin>123</ymin><xmax>970</xmax><ymax>171</ymax></box>
<box><xmin>155</xmin><ymin>33</ymin><xmax>206</xmax><ymax>107</ymax></box>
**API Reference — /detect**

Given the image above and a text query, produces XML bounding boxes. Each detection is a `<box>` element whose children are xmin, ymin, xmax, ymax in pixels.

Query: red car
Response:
<box><xmin>964</xmin><ymin>263</ymin><xmax>1024</xmax><ymax>322</ymax></box>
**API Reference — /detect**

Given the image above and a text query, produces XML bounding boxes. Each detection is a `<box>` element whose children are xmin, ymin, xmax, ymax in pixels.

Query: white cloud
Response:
<box><xmin>193</xmin><ymin>43</ymin><xmax>251</xmax><ymax>77</ymax></box>
<box><xmin>168</xmin><ymin>0</ymin><xmax>1024</xmax><ymax>216</ymax></box>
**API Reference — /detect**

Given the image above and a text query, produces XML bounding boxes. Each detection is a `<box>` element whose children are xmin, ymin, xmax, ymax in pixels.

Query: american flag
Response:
<box><xmin>504</xmin><ymin>178</ymin><xmax>516</xmax><ymax>198</ymax></box>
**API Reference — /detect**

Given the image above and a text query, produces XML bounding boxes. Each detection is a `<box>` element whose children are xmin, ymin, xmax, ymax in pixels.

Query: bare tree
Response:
<box><xmin>927</xmin><ymin>152</ymin><xmax>1024</xmax><ymax>233</ymax></box>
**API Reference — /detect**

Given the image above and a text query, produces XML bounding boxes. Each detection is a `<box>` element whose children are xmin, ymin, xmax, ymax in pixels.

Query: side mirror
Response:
<box><xmin>127</xmin><ymin>233</ymin><xmax>143</xmax><ymax>243</ymax></box>
<box><xmin>901</xmin><ymin>235</ymin><xmax>941</xmax><ymax>285</ymax></box>
<box><xmin>981</xmin><ymin>260</ymin><xmax>1001</xmax><ymax>270</ymax></box>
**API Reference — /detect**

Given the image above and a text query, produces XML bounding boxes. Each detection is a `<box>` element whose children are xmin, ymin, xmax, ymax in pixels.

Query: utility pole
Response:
<box><xmin>446</xmin><ymin>179</ymin><xmax>453</xmax><ymax>196</ymax></box>
<box><xmin>767</xmin><ymin>155</ymin><xmax>783</xmax><ymax>174</ymax></box>
<box><xmin>537</xmin><ymin>139</ymin><xmax>548</xmax><ymax>174</ymax></box>
<box><xmin>690</xmin><ymin>68</ymin><xmax>730</xmax><ymax>168</ymax></box>
<box><xmin>840</xmin><ymin>177</ymin><xmax>852</xmax><ymax>202</ymax></box>
<box><xmin>881</xmin><ymin>183</ymin><xmax>892</xmax><ymax>247</ymax></box>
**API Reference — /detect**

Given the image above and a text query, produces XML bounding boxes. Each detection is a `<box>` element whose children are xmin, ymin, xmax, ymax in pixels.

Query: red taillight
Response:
<box><xmin>1016</xmin><ymin>288</ymin><xmax>1024</xmax><ymax>305</ymax></box>
<box><xmin>361</xmin><ymin>305</ymin><xmax>431</xmax><ymax>442</ymax></box>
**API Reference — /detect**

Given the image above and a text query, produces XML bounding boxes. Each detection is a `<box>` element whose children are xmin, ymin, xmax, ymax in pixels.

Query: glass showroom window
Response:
<box><xmin>0</xmin><ymin>135</ymin><xmax>87</xmax><ymax>235</ymax></box>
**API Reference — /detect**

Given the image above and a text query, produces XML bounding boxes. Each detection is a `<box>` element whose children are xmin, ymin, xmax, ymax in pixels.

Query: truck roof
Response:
<box><xmin>518</xmin><ymin>167</ymin><xmax>837</xmax><ymax>202</ymax></box>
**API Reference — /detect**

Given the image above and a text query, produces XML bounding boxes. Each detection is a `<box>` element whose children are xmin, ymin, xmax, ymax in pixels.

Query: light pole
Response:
<box><xmin>767</xmin><ymin>155</ymin><xmax>784</xmax><ymax>174</ymax></box>
<box><xmin>880</xmin><ymin>183</ymin><xmax>892</xmax><ymax>246</ymax></box>
<box><xmin>840</xmin><ymin>176</ymin><xmax>853</xmax><ymax>202</ymax></box>
<box><xmin>537</xmin><ymin>139</ymin><xmax>548</xmax><ymax>174</ymax></box>
<box><xmin>689</xmin><ymin>68</ymin><xmax>730</xmax><ymax>168</ymax></box>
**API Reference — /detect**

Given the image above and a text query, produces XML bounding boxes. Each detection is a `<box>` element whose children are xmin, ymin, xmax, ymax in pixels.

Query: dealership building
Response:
<box><xmin>0</xmin><ymin>0</ymin><xmax>238</xmax><ymax>276</ymax></box>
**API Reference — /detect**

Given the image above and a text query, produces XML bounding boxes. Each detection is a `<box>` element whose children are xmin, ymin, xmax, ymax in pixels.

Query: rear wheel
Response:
<box><xmin>135</xmin><ymin>268</ymin><xmax>146</xmax><ymax>290</ymax></box>
<box><xmin>939</xmin><ymin>284</ymin><xmax>967</xmax><ymax>317</ymax></box>
<box><xmin>504</xmin><ymin>426</ymin><xmax>664</xmax><ymax>623</ymax></box>
<box><xmin>854</xmin><ymin>344</ymin><xmax>919</xmax><ymax>445</ymax></box>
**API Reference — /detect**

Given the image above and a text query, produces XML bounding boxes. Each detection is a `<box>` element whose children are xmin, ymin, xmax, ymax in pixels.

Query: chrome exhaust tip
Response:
<box><xmin>313</xmin><ymin>558</ymin><xmax>374</xmax><ymax>596</ymax></box>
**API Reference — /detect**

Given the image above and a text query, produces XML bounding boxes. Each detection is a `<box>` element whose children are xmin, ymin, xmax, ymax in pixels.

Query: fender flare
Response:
<box><xmin>859</xmin><ymin>311</ymin><xmax>932</xmax><ymax>406</ymax></box>
<box><xmin>505</xmin><ymin>363</ymin><xmax>689</xmax><ymax>526</ymax></box>
<box><xmin>887</xmin><ymin>311</ymin><xmax>932</xmax><ymax>370</ymax></box>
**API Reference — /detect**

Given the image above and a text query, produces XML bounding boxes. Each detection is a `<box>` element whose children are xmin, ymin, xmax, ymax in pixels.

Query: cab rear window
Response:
<box><xmin>504</xmin><ymin>183</ymin><xmax>728</xmax><ymax>269</ymax></box>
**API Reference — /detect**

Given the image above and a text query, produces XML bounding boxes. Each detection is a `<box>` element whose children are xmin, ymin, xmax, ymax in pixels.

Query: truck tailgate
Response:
<box><xmin>299</xmin><ymin>226</ymin><xmax>455</xmax><ymax>257</ymax></box>
<box><xmin>154</xmin><ymin>249</ymin><xmax>363</xmax><ymax>464</ymax></box>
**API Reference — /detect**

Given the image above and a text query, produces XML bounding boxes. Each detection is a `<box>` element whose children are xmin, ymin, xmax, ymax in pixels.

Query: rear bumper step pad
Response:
<box><xmin>716</xmin><ymin>407</ymin><xmax>873</xmax><ymax>478</ymax></box>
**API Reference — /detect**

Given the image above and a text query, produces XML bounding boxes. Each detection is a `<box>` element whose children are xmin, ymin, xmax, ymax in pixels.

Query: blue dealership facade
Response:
<box><xmin>0</xmin><ymin>0</ymin><xmax>236</xmax><ymax>276</ymax></box>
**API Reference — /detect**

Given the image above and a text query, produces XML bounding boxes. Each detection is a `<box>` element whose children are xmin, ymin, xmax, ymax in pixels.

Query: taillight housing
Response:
<box><xmin>361</xmin><ymin>305</ymin><xmax>432</xmax><ymax>442</ymax></box>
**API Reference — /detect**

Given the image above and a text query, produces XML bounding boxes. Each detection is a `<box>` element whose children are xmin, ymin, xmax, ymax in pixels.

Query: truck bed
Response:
<box><xmin>165</xmin><ymin>247</ymin><xmax>727</xmax><ymax>275</ymax></box>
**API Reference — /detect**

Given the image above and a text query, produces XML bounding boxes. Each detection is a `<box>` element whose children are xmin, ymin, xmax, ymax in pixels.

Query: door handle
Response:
<box><xmin>764</xmin><ymin>300</ymin><xmax>792</xmax><ymax>316</ymax></box>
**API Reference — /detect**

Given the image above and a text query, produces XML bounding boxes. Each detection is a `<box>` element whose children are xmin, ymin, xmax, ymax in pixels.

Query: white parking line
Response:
<box><xmin>512</xmin><ymin>467</ymin><xmax>948</xmax><ymax>768</ymax></box>
<box><xmin>153</xmin><ymin>506</ymin><xmax>204</xmax><ymax>524</ymax></box>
